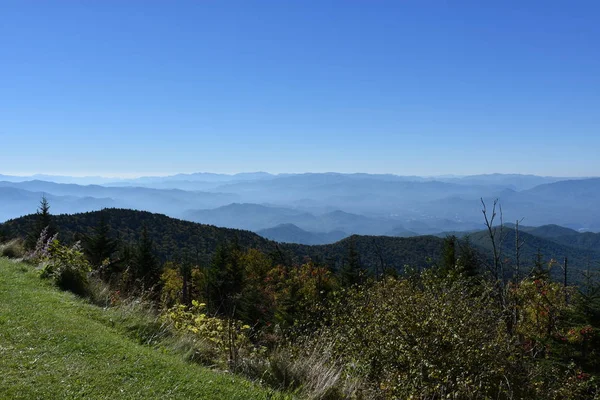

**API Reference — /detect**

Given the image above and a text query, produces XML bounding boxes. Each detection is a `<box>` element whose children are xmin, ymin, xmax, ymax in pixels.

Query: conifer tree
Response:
<box><xmin>26</xmin><ymin>195</ymin><xmax>56</xmax><ymax>249</ymax></box>
<box><xmin>576</xmin><ymin>263</ymin><xmax>600</xmax><ymax>326</ymax></box>
<box><xmin>440</xmin><ymin>235</ymin><xmax>457</xmax><ymax>275</ymax></box>
<box><xmin>208</xmin><ymin>241</ymin><xmax>244</xmax><ymax>317</ymax></box>
<box><xmin>339</xmin><ymin>237</ymin><xmax>364</xmax><ymax>287</ymax></box>
<box><xmin>0</xmin><ymin>224</ymin><xmax>7</xmax><ymax>243</ymax></box>
<box><xmin>457</xmin><ymin>236</ymin><xmax>479</xmax><ymax>278</ymax></box>
<box><xmin>84</xmin><ymin>210</ymin><xmax>118</xmax><ymax>267</ymax></box>
<box><xmin>133</xmin><ymin>226</ymin><xmax>161</xmax><ymax>289</ymax></box>
<box><xmin>530</xmin><ymin>248</ymin><xmax>549</xmax><ymax>281</ymax></box>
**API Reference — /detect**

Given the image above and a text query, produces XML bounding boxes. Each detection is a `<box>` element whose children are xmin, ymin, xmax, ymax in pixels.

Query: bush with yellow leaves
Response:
<box><xmin>161</xmin><ymin>300</ymin><xmax>253</xmax><ymax>369</ymax></box>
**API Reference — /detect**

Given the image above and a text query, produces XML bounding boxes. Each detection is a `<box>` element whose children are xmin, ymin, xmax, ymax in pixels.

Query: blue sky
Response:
<box><xmin>1</xmin><ymin>1</ymin><xmax>599</xmax><ymax>177</ymax></box>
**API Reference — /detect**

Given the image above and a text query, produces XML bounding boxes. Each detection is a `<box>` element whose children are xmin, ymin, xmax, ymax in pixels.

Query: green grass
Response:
<box><xmin>0</xmin><ymin>258</ymin><xmax>284</xmax><ymax>399</ymax></box>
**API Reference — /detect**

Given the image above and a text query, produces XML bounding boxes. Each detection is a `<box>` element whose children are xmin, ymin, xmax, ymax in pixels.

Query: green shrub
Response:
<box><xmin>312</xmin><ymin>274</ymin><xmax>516</xmax><ymax>398</ymax></box>
<box><xmin>161</xmin><ymin>300</ymin><xmax>253</xmax><ymax>369</ymax></box>
<box><xmin>302</xmin><ymin>271</ymin><xmax>600</xmax><ymax>399</ymax></box>
<box><xmin>40</xmin><ymin>240</ymin><xmax>91</xmax><ymax>297</ymax></box>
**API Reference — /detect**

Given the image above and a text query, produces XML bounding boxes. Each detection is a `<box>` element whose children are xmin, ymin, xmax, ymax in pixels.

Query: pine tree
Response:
<box><xmin>207</xmin><ymin>241</ymin><xmax>244</xmax><ymax>317</ymax></box>
<box><xmin>84</xmin><ymin>210</ymin><xmax>118</xmax><ymax>267</ymax></box>
<box><xmin>440</xmin><ymin>235</ymin><xmax>457</xmax><ymax>275</ymax></box>
<box><xmin>0</xmin><ymin>224</ymin><xmax>7</xmax><ymax>243</ymax></box>
<box><xmin>26</xmin><ymin>195</ymin><xmax>56</xmax><ymax>249</ymax></box>
<box><xmin>133</xmin><ymin>226</ymin><xmax>161</xmax><ymax>289</ymax></box>
<box><xmin>339</xmin><ymin>237</ymin><xmax>364</xmax><ymax>287</ymax></box>
<box><xmin>530</xmin><ymin>248</ymin><xmax>549</xmax><ymax>281</ymax></box>
<box><xmin>577</xmin><ymin>262</ymin><xmax>600</xmax><ymax>326</ymax></box>
<box><xmin>457</xmin><ymin>236</ymin><xmax>479</xmax><ymax>278</ymax></box>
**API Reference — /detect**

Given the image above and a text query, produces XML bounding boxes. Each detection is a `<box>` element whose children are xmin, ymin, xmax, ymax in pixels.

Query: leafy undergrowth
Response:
<box><xmin>0</xmin><ymin>258</ymin><xmax>285</xmax><ymax>399</ymax></box>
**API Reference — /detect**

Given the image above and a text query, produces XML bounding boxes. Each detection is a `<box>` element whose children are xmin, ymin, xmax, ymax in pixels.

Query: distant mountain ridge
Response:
<box><xmin>183</xmin><ymin>203</ymin><xmax>313</xmax><ymax>231</ymax></box>
<box><xmin>0</xmin><ymin>172</ymin><xmax>583</xmax><ymax>187</ymax></box>
<box><xmin>0</xmin><ymin>180</ymin><xmax>238</xmax><ymax>220</ymax></box>
<box><xmin>257</xmin><ymin>223</ymin><xmax>348</xmax><ymax>245</ymax></box>
<box><xmin>0</xmin><ymin>187</ymin><xmax>116</xmax><ymax>222</ymax></box>
<box><xmin>2</xmin><ymin>173</ymin><xmax>600</xmax><ymax>235</ymax></box>
<box><xmin>184</xmin><ymin>203</ymin><xmax>403</xmax><ymax>235</ymax></box>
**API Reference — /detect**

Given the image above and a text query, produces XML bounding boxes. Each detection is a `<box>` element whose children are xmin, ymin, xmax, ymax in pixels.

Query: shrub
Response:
<box><xmin>23</xmin><ymin>226</ymin><xmax>56</xmax><ymax>264</ymax></box>
<box><xmin>161</xmin><ymin>300</ymin><xmax>253</xmax><ymax>370</ymax></box>
<box><xmin>40</xmin><ymin>240</ymin><xmax>91</xmax><ymax>297</ymax></box>
<box><xmin>314</xmin><ymin>273</ymin><xmax>518</xmax><ymax>399</ymax></box>
<box><xmin>301</xmin><ymin>270</ymin><xmax>600</xmax><ymax>399</ymax></box>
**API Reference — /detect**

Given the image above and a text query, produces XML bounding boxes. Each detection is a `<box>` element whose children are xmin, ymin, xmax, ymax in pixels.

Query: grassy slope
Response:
<box><xmin>0</xmin><ymin>258</ymin><xmax>280</xmax><ymax>400</ymax></box>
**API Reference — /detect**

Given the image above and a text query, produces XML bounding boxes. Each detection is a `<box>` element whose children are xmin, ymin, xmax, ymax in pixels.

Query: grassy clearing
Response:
<box><xmin>0</xmin><ymin>258</ymin><xmax>284</xmax><ymax>399</ymax></box>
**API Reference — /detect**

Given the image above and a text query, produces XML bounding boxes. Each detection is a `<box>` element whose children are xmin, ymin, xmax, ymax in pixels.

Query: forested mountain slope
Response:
<box><xmin>1</xmin><ymin>209</ymin><xmax>447</xmax><ymax>272</ymax></box>
<box><xmin>5</xmin><ymin>208</ymin><xmax>599</xmax><ymax>279</ymax></box>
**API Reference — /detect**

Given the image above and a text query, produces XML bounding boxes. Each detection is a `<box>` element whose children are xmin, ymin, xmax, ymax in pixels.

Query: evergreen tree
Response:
<box><xmin>439</xmin><ymin>235</ymin><xmax>480</xmax><ymax>282</ymax></box>
<box><xmin>530</xmin><ymin>248</ymin><xmax>549</xmax><ymax>281</ymax></box>
<box><xmin>133</xmin><ymin>226</ymin><xmax>161</xmax><ymax>289</ymax></box>
<box><xmin>440</xmin><ymin>235</ymin><xmax>457</xmax><ymax>275</ymax></box>
<box><xmin>84</xmin><ymin>210</ymin><xmax>118</xmax><ymax>267</ymax></box>
<box><xmin>207</xmin><ymin>241</ymin><xmax>244</xmax><ymax>317</ymax></box>
<box><xmin>457</xmin><ymin>236</ymin><xmax>479</xmax><ymax>278</ymax></box>
<box><xmin>0</xmin><ymin>224</ymin><xmax>7</xmax><ymax>243</ymax></box>
<box><xmin>238</xmin><ymin>249</ymin><xmax>274</xmax><ymax>327</ymax></box>
<box><xmin>26</xmin><ymin>195</ymin><xmax>56</xmax><ymax>249</ymax></box>
<box><xmin>339</xmin><ymin>237</ymin><xmax>364</xmax><ymax>287</ymax></box>
<box><xmin>576</xmin><ymin>264</ymin><xmax>600</xmax><ymax>327</ymax></box>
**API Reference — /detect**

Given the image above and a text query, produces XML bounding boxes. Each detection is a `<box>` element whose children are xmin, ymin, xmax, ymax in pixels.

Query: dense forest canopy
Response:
<box><xmin>0</xmin><ymin>208</ymin><xmax>450</xmax><ymax>273</ymax></box>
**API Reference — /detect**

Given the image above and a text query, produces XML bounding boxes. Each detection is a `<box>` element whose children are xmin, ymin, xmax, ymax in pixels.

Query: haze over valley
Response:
<box><xmin>2</xmin><ymin>172</ymin><xmax>598</xmax><ymax>244</ymax></box>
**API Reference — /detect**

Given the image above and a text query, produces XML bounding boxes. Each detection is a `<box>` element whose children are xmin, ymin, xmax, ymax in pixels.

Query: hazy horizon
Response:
<box><xmin>1</xmin><ymin>170</ymin><xmax>596</xmax><ymax>180</ymax></box>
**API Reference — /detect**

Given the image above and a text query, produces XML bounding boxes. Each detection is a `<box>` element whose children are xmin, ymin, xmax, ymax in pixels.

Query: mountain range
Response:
<box><xmin>2</xmin><ymin>208</ymin><xmax>599</xmax><ymax>283</ymax></box>
<box><xmin>1</xmin><ymin>173</ymin><xmax>599</xmax><ymax>244</ymax></box>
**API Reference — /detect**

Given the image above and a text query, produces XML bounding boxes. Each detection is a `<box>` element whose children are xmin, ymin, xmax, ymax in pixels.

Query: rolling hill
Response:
<box><xmin>0</xmin><ymin>209</ymin><xmax>271</xmax><ymax>266</ymax></box>
<box><xmin>466</xmin><ymin>228</ymin><xmax>600</xmax><ymax>282</ymax></box>
<box><xmin>183</xmin><ymin>203</ymin><xmax>315</xmax><ymax>231</ymax></box>
<box><xmin>3</xmin><ymin>208</ymin><xmax>599</xmax><ymax>281</ymax></box>
<box><xmin>0</xmin><ymin>209</ymin><xmax>446</xmax><ymax>272</ymax></box>
<box><xmin>183</xmin><ymin>203</ymin><xmax>400</xmax><ymax>235</ymax></box>
<box><xmin>522</xmin><ymin>224</ymin><xmax>581</xmax><ymax>238</ymax></box>
<box><xmin>257</xmin><ymin>223</ymin><xmax>348</xmax><ymax>245</ymax></box>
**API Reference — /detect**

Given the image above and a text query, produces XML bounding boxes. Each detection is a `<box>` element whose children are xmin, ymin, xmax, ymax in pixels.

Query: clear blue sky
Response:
<box><xmin>1</xmin><ymin>1</ymin><xmax>599</xmax><ymax>177</ymax></box>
